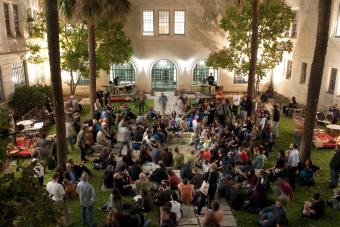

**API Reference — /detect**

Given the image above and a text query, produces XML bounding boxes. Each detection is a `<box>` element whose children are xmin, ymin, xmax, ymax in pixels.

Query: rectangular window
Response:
<box><xmin>159</xmin><ymin>10</ymin><xmax>170</xmax><ymax>35</ymax></box>
<box><xmin>300</xmin><ymin>62</ymin><xmax>307</xmax><ymax>83</ymax></box>
<box><xmin>13</xmin><ymin>4</ymin><xmax>20</xmax><ymax>36</ymax></box>
<box><xmin>12</xmin><ymin>61</ymin><xmax>27</xmax><ymax>88</ymax></box>
<box><xmin>4</xmin><ymin>3</ymin><xmax>12</xmax><ymax>37</ymax></box>
<box><xmin>233</xmin><ymin>69</ymin><xmax>248</xmax><ymax>84</ymax></box>
<box><xmin>143</xmin><ymin>10</ymin><xmax>154</xmax><ymax>36</ymax></box>
<box><xmin>286</xmin><ymin>11</ymin><xmax>298</xmax><ymax>38</ymax></box>
<box><xmin>286</xmin><ymin>60</ymin><xmax>292</xmax><ymax>79</ymax></box>
<box><xmin>335</xmin><ymin>4</ymin><xmax>340</xmax><ymax>37</ymax></box>
<box><xmin>78</xmin><ymin>74</ymin><xmax>90</xmax><ymax>86</ymax></box>
<box><xmin>328</xmin><ymin>68</ymin><xmax>337</xmax><ymax>94</ymax></box>
<box><xmin>174</xmin><ymin>10</ymin><xmax>185</xmax><ymax>35</ymax></box>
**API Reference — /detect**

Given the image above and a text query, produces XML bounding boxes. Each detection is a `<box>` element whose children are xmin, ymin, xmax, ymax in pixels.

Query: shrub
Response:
<box><xmin>9</xmin><ymin>84</ymin><xmax>52</xmax><ymax>117</ymax></box>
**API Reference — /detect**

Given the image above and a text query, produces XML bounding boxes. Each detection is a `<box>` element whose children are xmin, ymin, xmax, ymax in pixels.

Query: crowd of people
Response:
<box><xmin>26</xmin><ymin>91</ymin><xmax>340</xmax><ymax>227</ymax></box>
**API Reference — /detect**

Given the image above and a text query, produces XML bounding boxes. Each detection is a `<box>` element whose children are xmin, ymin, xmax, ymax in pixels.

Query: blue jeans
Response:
<box><xmin>330</xmin><ymin>168</ymin><xmax>340</xmax><ymax>187</ymax></box>
<box><xmin>81</xmin><ymin>205</ymin><xmax>94</xmax><ymax>227</ymax></box>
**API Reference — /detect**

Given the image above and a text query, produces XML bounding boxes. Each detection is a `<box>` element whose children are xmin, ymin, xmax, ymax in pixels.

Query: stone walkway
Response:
<box><xmin>168</xmin><ymin>133</ymin><xmax>238</xmax><ymax>227</ymax></box>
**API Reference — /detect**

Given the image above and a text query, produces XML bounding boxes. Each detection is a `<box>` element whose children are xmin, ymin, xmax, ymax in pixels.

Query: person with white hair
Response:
<box><xmin>76</xmin><ymin>172</ymin><xmax>95</xmax><ymax>227</ymax></box>
<box><xmin>96</xmin><ymin>122</ymin><xmax>111</xmax><ymax>148</ymax></box>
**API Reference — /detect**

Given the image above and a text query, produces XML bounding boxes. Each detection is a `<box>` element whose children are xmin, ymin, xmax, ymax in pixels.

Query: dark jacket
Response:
<box><xmin>330</xmin><ymin>151</ymin><xmax>340</xmax><ymax>171</ymax></box>
<box><xmin>273</xmin><ymin>109</ymin><xmax>280</xmax><ymax>122</ymax></box>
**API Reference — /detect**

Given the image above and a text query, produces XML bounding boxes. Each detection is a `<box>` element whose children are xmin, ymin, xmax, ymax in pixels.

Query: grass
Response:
<box><xmin>234</xmin><ymin>117</ymin><xmax>340</xmax><ymax>227</ymax></box>
<box><xmin>42</xmin><ymin>100</ymin><xmax>159</xmax><ymax>227</ymax></box>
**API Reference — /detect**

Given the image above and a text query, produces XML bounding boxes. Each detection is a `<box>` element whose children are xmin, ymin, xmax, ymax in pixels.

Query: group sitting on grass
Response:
<box><xmin>26</xmin><ymin>93</ymin><xmax>340</xmax><ymax>227</ymax></box>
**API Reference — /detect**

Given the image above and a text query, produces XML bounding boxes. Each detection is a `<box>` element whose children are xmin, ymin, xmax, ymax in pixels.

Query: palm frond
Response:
<box><xmin>58</xmin><ymin>0</ymin><xmax>76</xmax><ymax>20</ymax></box>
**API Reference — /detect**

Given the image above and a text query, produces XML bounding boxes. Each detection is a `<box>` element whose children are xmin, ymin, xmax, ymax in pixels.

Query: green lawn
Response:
<box><xmin>234</xmin><ymin>117</ymin><xmax>340</xmax><ymax>227</ymax></box>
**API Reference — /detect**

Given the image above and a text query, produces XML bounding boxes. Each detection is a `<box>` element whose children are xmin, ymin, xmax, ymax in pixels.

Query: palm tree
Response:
<box><xmin>45</xmin><ymin>0</ymin><xmax>68</xmax><ymax>167</ymax></box>
<box><xmin>247</xmin><ymin>0</ymin><xmax>259</xmax><ymax>102</ymax></box>
<box><xmin>300</xmin><ymin>0</ymin><xmax>332</xmax><ymax>162</ymax></box>
<box><xmin>58</xmin><ymin>0</ymin><xmax>130</xmax><ymax>117</ymax></box>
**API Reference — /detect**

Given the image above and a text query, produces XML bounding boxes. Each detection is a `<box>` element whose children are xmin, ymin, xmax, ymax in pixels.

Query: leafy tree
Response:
<box><xmin>25</xmin><ymin>10</ymin><xmax>133</xmax><ymax>95</ymax></box>
<box><xmin>207</xmin><ymin>0</ymin><xmax>294</xmax><ymax>91</ymax></box>
<box><xmin>58</xmin><ymin>0</ymin><xmax>131</xmax><ymax>117</ymax></box>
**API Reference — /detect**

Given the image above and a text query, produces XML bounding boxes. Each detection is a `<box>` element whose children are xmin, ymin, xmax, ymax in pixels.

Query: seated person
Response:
<box><xmin>128</xmin><ymin>160</ymin><xmax>142</xmax><ymax>182</ymax></box>
<box><xmin>245</xmin><ymin>184</ymin><xmax>267</xmax><ymax>214</ymax></box>
<box><xmin>326</xmin><ymin>188</ymin><xmax>340</xmax><ymax>210</ymax></box>
<box><xmin>63</xmin><ymin>163</ymin><xmax>78</xmax><ymax>184</ymax></box>
<box><xmin>178</xmin><ymin>178</ymin><xmax>194</xmax><ymax>205</ymax></box>
<box><xmin>168</xmin><ymin>169</ymin><xmax>179</xmax><ymax>190</ymax></box>
<box><xmin>150</xmin><ymin>161</ymin><xmax>168</xmax><ymax>185</ymax></box>
<box><xmin>135</xmin><ymin>188</ymin><xmax>153</xmax><ymax>212</ymax></box>
<box><xmin>252</xmin><ymin>149</ymin><xmax>267</xmax><ymax>169</ymax></box>
<box><xmin>173</xmin><ymin>146</ymin><xmax>184</xmax><ymax>169</ymax></box>
<box><xmin>299</xmin><ymin>159</ymin><xmax>318</xmax><ymax>186</ymax></box>
<box><xmin>68</xmin><ymin>159</ymin><xmax>92</xmax><ymax>177</ymax></box>
<box><xmin>102</xmin><ymin>165</ymin><xmax>114</xmax><ymax>190</ymax></box>
<box><xmin>218</xmin><ymin>175</ymin><xmax>235</xmax><ymax>200</ymax></box>
<box><xmin>302</xmin><ymin>192</ymin><xmax>325</xmax><ymax>219</ymax></box>
<box><xmin>113</xmin><ymin>172</ymin><xmax>132</xmax><ymax>195</ymax></box>
<box><xmin>229</xmin><ymin>184</ymin><xmax>245</xmax><ymax>210</ymax></box>
<box><xmin>267</xmin><ymin>150</ymin><xmax>286</xmax><ymax>181</ymax></box>
<box><xmin>135</xmin><ymin>173</ymin><xmax>152</xmax><ymax>195</ymax></box>
<box><xmin>283</xmin><ymin>96</ymin><xmax>298</xmax><ymax>117</ymax></box>
<box><xmin>100</xmin><ymin>188</ymin><xmax>123</xmax><ymax>212</ymax></box>
<box><xmin>259</xmin><ymin>201</ymin><xmax>287</xmax><ymax>227</ymax></box>
<box><xmin>160</xmin><ymin>206</ymin><xmax>176</xmax><ymax>227</ymax></box>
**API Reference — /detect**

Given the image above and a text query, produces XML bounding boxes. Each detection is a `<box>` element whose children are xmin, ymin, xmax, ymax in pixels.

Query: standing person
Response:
<box><xmin>46</xmin><ymin>173</ymin><xmax>68</xmax><ymax>225</ymax></box>
<box><xmin>253</xmin><ymin>96</ymin><xmax>261</xmax><ymax>123</ymax></box>
<box><xmin>138</xmin><ymin>91</ymin><xmax>146</xmax><ymax>115</ymax></box>
<box><xmin>287</xmin><ymin>144</ymin><xmax>300</xmax><ymax>191</ymax></box>
<box><xmin>272</xmin><ymin>104</ymin><xmax>280</xmax><ymax>138</ymax></box>
<box><xmin>240</xmin><ymin>96</ymin><xmax>250</xmax><ymax>123</ymax></box>
<box><xmin>196</xmin><ymin>164</ymin><xmax>219</xmax><ymax>215</ymax></box>
<box><xmin>232</xmin><ymin>92</ymin><xmax>241</xmax><ymax>116</ymax></box>
<box><xmin>158</xmin><ymin>92</ymin><xmax>168</xmax><ymax>117</ymax></box>
<box><xmin>76</xmin><ymin>173</ymin><xmax>95</xmax><ymax>227</ymax></box>
<box><xmin>117</xmin><ymin>122</ymin><xmax>131</xmax><ymax>157</ymax></box>
<box><xmin>216</xmin><ymin>100</ymin><xmax>228</xmax><ymax>124</ymax></box>
<box><xmin>329</xmin><ymin>145</ymin><xmax>340</xmax><ymax>188</ymax></box>
<box><xmin>77</xmin><ymin>124</ymin><xmax>89</xmax><ymax>162</ymax></box>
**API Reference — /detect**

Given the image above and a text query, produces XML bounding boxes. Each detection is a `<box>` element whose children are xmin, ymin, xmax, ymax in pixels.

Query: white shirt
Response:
<box><xmin>232</xmin><ymin>95</ymin><xmax>241</xmax><ymax>106</ymax></box>
<box><xmin>202</xmin><ymin>162</ymin><xmax>210</xmax><ymax>173</ymax></box>
<box><xmin>170</xmin><ymin>200</ymin><xmax>182</xmax><ymax>221</ymax></box>
<box><xmin>33</xmin><ymin>162</ymin><xmax>44</xmax><ymax>177</ymax></box>
<box><xmin>46</xmin><ymin>180</ymin><xmax>65</xmax><ymax>201</ymax></box>
<box><xmin>288</xmin><ymin>149</ymin><xmax>300</xmax><ymax>167</ymax></box>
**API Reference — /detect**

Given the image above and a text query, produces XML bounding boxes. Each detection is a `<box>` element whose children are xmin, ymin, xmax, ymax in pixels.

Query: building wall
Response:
<box><xmin>273</xmin><ymin>0</ymin><xmax>340</xmax><ymax>110</ymax></box>
<box><xmin>0</xmin><ymin>0</ymin><xmax>40</xmax><ymax>106</ymax></box>
<box><xmin>90</xmin><ymin>0</ymin><xmax>270</xmax><ymax>94</ymax></box>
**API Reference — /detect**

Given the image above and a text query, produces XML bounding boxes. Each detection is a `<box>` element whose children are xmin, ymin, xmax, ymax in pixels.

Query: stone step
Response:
<box><xmin>181</xmin><ymin>205</ymin><xmax>196</xmax><ymax>218</ymax></box>
<box><xmin>178</xmin><ymin>217</ymin><xmax>199</xmax><ymax>226</ymax></box>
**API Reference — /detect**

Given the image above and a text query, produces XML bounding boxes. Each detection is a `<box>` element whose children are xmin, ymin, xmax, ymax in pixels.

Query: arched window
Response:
<box><xmin>109</xmin><ymin>62</ymin><xmax>135</xmax><ymax>85</ymax></box>
<box><xmin>151</xmin><ymin>59</ymin><xmax>177</xmax><ymax>91</ymax></box>
<box><xmin>192</xmin><ymin>60</ymin><xmax>217</xmax><ymax>85</ymax></box>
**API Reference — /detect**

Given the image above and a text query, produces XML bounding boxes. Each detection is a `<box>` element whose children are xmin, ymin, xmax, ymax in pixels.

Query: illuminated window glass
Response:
<box><xmin>174</xmin><ymin>11</ymin><xmax>185</xmax><ymax>35</ymax></box>
<box><xmin>193</xmin><ymin>61</ymin><xmax>217</xmax><ymax>85</ymax></box>
<box><xmin>143</xmin><ymin>10</ymin><xmax>154</xmax><ymax>36</ymax></box>
<box><xmin>159</xmin><ymin>10</ymin><xmax>170</xmax><ymax>35</ymax></box>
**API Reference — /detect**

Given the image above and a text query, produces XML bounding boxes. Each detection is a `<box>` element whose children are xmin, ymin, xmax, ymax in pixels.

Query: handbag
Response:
<box><xmin>199</xmin><ymin>172</ymin><xmax>212</xmax><ymax>196</ymax></box>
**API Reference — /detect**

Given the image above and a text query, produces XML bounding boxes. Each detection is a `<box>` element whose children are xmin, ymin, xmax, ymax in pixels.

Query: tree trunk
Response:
<box><xmin>70</xmin><ymin>71</ymin><xmax>75</xmax><ymax>95</ymax></box>
<box><xmin>45</xmin><ymin>0</ymin><xmax>67</xmax><ymax>167</ymax></box>
<box><xmin>300</xmin><ymin>0</ymin><xmax>332</xmax><ymax>162</ymax></box>
<box><xmin>247</xmin><ymin>0</ymin><xmax>259</xmax><ymax>103</ymax></box>
<box><xmin>87</xmin><ymin>21</ymin><xmax>96</xmax><ymax>118</ymax></box>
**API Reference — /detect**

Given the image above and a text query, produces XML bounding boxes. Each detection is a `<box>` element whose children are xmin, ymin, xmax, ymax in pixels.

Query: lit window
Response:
<box><xmin>335</xmin><ymin>4</ymin><xmax>340</xmax><ymax>37</ymax></box>
<box><xmin>174</xmin><ymin>11</ymin><xmax>185</xmax><ymax>35</ymax></box>
<box><xmin>110</xmin><ymin>62</ymin><xmax>135</xmax><ymax>85</ymax></box>
<box><xmin>233</xmin><ymin>69</ymin><xmax>248</xmax><ymax>84</ymax></box>
<box><xmin>159</xmin><ymin>10</ymin><xmax>170</xmax><ymax>35</ymax></box>
<box><xmin>193</xmin><ymin>61</ymin><xmax>217</xmax><ymax>85</ymax></box>
<box><xmin>143</xmin><ymin>10</ymin><xmax>154</xmax><ymax>36</ymax></box>
<box><xmin>12</xmin><ymin>61</ymin><xmax>27</xmax><ymax>88</ymax></box>
<box><xmin>286</xmin><ymin>60</ymin><xmax>292</xmax><ymax>79</ymax></box>
<box><xmin>328</xmin><ymin>68</ymin><xmax>337</xmax><ymax>94</ymax></box>
<box><xmin>3</xmin><ymin>3</ymin><xmax>12</xmax><ymax>37</ymax></box>
<box><xmin>13</xmin><ymin>4</ymin><xmax>20</xmax><ymax>36</ymax></box>
<box><xmin>286</xmin><ymin>11</ymin><xmax>298</xmax><ymax>38</ymax></box>
<box><xmin>300</xmin><ymin>62</ymin><xmax>307</xmax><ymax>84</ymax></box>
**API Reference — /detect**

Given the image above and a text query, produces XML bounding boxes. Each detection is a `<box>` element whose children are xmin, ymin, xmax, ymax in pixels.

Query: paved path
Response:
<box><xmin>153</xmin><ymin>91</ymin><xmax>179</xmax><ymax>115</ymax></box>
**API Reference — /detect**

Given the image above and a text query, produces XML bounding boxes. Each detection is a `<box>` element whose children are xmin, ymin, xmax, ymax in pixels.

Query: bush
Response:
<box><xmin>9</xmin><ymin>84</ymin><xmax>52</xmax><ymax>117</ymax></box>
